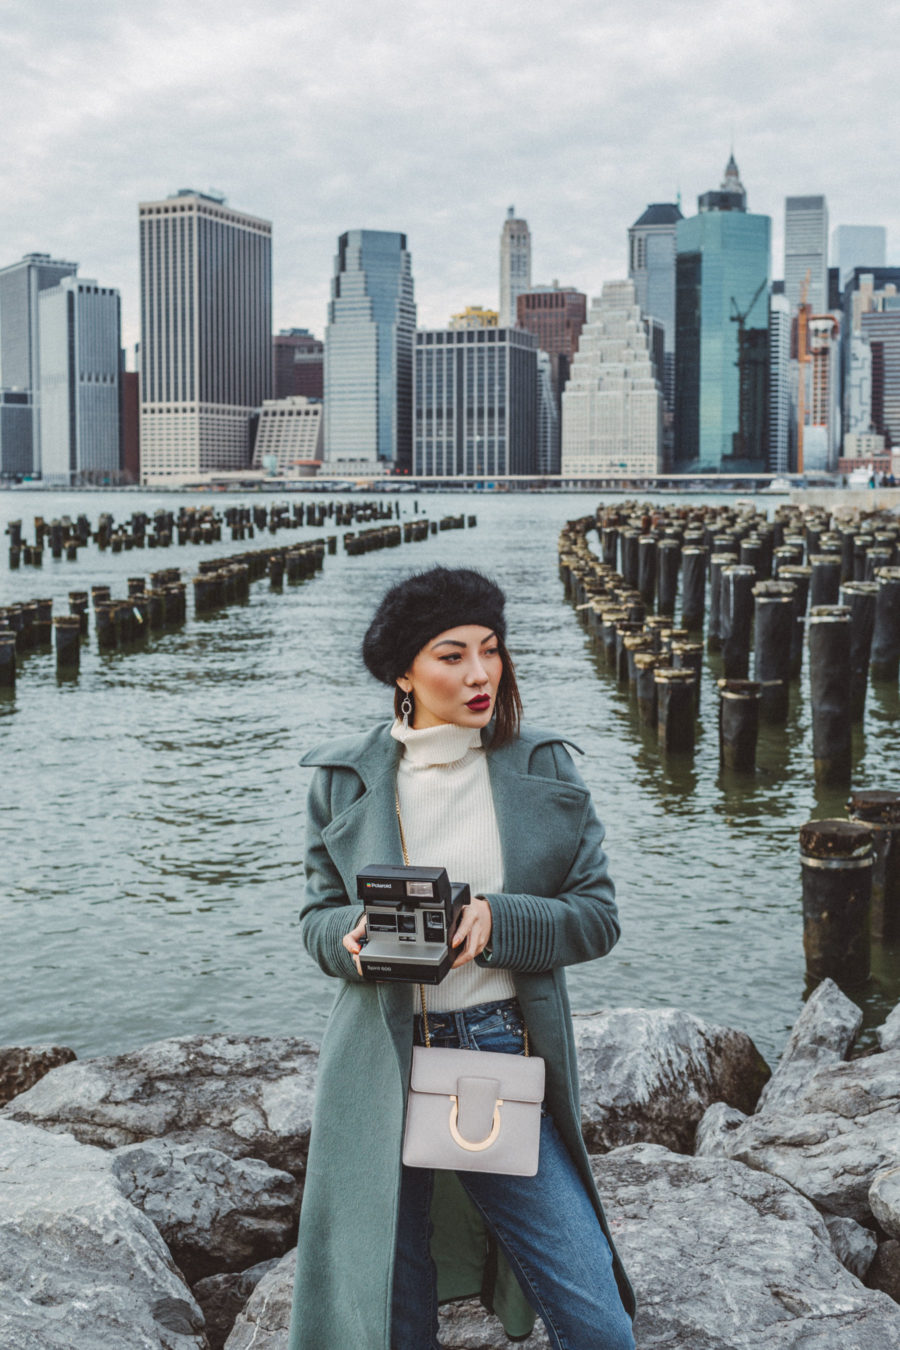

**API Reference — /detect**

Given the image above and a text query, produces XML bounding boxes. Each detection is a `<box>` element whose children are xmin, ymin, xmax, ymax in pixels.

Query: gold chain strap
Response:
<box><xmin>394</xmin><ymin>789</ymin><xmax>528</xmax><ymax>1056</ymax></box>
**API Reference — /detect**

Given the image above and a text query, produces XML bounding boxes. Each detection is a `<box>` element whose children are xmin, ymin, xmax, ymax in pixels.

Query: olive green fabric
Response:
<box><xmin>287</xmin><ymin>722</ymin><xmax>635</xmax><ymax>1350</ymax></box>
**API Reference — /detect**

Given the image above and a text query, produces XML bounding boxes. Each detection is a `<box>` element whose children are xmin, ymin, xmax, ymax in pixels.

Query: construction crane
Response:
<box><xmin>796</xmin><ymin>270</ymin><xmax>811</xmax><ymax>475</ymax></box>
<box><xmin>730</xmin><ymin>278</ymin><xmax>767</xmax><ymax>461</ymax></box>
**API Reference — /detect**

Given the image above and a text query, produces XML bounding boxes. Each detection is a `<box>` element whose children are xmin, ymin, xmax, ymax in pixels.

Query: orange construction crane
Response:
<box><xmin>796</xmin><ymin>269</ymin><xmax>811</xmax><ymax>475</ymax></box>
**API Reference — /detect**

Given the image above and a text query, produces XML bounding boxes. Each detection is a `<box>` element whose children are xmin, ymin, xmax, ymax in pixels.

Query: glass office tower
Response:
<box><xmin>675</xmin><ymin>170</ymin><xmax>770</xmax><ymax>473</ymax></box>
<box><xmin>324</xmin><ymin>230</ymin><xmax>416</xmax><ymax>470</ymax></box>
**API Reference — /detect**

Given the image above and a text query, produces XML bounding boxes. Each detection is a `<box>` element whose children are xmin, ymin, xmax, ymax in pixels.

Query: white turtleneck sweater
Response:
<box><xmin>391</xmin><ymin>719</ymin><xmax>517</xmax><ymax>1013</ymax></box>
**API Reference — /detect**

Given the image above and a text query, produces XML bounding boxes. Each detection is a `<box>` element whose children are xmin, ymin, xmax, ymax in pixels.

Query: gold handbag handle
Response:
<box><xmin>395</xmin><ymin>789</ymin><xmax>529</xmax><ymax>1056</ymax></box>
<box><xmin>448</xmin><ymin>1095</ymin><xmax>503</xmax><ymax>1150</ymax></box>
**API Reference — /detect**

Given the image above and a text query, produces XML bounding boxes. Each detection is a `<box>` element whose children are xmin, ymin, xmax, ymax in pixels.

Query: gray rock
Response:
<box><xmin>593</xmin><ymin>1142</ymin><xmax>900</xmax><ymax>1347</ymax></box>
<box><xmin>438</xmin><ymin>1298</ymin><xmax>550</xmax><ymax>1347</ymax></box>
<box><xmin>870</xmin><ymin>1166</ymin><xmax>900</xmax><ymax>1241</ymax></box>
<box><xmin>573</xmin><ymin>1007</ymin><xmax>770</xmax><ymax>1154</ymax></box>
<box><xmin>867</xmin><ymin>1240</ymin><xmax>900</xmax><ymax>1303</ymax></box>
<box><xmin>1</xmin><ymin>1033</ymin><xmax>318</xmax><ymax>1178</ymax></box>
<box><xmin>693</xmin><ymin>1100</ymin><xmax>748</xmax><ymax>1157</ymax></box>
<box><xmin>0</xmin><ymin>1044</ymin><xmax>76</xmax><ymax>1107</ymax></box>
<box><xmin>225</xmin><ymin>1249</ymin><xmax>296</xmax><ymax>1349</ymax></box>
<box><xmin>878</xmin><ymin>1004</ymin><xmax>900</xmax><ymax>1051</ymax></box>
<box><xmin>193</xmin><ymin>1259</ymin><xmax>279</xmax><ymax>1350</ymax></box>
<box><xmin>756</xmin><ymin>978</ymin><xmax>862</xmax><ymax>1113</ymax></box>
<box><xmin>0</xmin><ymin>1118</ymin><xmax>207</xmax><ymax>1350</ymax></box>
<box><xmin>824</xmin><ymin>1215</ymin><xmax>879</xmax><ymax>1281</ymax></box>
<box><xmin>112</xmin><ymin>1139</ymin><xmax>301</xmax><ymax>1283</ymax></box>
<box><xmin>698</xmin><ymin>1046</ymin><xmax>900</xmax><ymax>1224</ymax></box>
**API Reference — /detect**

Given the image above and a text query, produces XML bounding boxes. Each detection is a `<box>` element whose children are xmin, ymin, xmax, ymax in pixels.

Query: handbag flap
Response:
<box><xmin>409</xmin><ymin>1045</ymin><xmax>545</xmax><ymax>1104</ymax></box>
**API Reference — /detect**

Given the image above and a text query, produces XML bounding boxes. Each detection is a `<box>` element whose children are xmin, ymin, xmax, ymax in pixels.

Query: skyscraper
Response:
<box><xmin>324</xmin><ymin>230</ymin><xmax>416</xmax><ymax>470</ymax></box>
<box><xmin>38</xmin><ymin>277</ymin><xmax>121</xmax><ymax>484</ymax></box>
<box><xmin>413</xmin><ymin>326</ymin><xmax>538</xmax><ymax>477</ymax></box>
<box><xmin>831</xmin><ymin>226</ymin><xmax>886</xmax><ymax>289</ymax></box>
<box><xmin>499</xmin><ymin>208</ymin><xmax>531</xmax><ymax>328</ymax></box>
<box><xmin>0</xmin><ymin>252</ymin><xmax>78</xmax><ymax>476</ymax></box>
<box><xmin>561</xmin><ymin>280</ymin><xmax>663</xmax><ymax>479</ymax></box>
<box><xmin>516</xmin><ymin>286</ymin><xmax>586</xmax><ymax>389</ymax></box>
<box><xmin>273</xmin><ymin>329</ymin><xmax>324</xmax><ymax>400</ymax></box>
<box><xmin>627</xmin><ymin>203</ymin><xmax>683</xmax><ymax>410</ymax></box>
<box><xmin>675</xmin><ymin>158</ymin><xmax>771</xmax><ymax>472</ymax></box>
<box><xmin>767</xmin><ymin>286</ymin><xmax>792</xmax><ymax>474</ymax></box>
<box><xmin>784</xmin><ymin>196</ymin><xmax>828</xmax><ymax>314</ymax></box>
<box><xmin>139</xmin><ymin>189</ymin><xmax>272</xmax><ymax>480</ymax></box>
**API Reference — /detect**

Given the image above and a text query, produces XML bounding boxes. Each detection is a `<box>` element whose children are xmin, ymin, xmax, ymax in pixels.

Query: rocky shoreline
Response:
<box><xmin>1</xmin><ymin>980</ymin><xmax>898</xmax><ymax>1348</ymax></box>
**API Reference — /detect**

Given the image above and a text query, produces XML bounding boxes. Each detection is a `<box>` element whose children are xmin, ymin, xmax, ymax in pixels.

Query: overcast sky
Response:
<box><xmin>2</xmin><ymin>0</ymin><xmax>898</xmax><ymax>356</ymax></box>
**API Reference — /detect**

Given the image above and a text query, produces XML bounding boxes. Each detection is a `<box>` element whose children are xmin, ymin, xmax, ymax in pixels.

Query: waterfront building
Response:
<box><xmin>324</xmin><ymin>230</ymin><xmax>416</xmax><ymax>471</ymax></box>
<box><xmin>536</xmin><ymin>349</ymin><xmax>560</xmax><ymax>475</ymax></box>
<box><xmin>273</xmin><ymin>329</ymin><xmax>324</xmax><ymax>400</ymax></box>
<box><xmin>784</xmin><ymin>195</ymin><xmax>828</xmax><ymax>314</ymax></box>
<box><xmin>139</xmin><ymin>189</ymin><xmax>272</xmax><ymax>481</ymax></box>
<box><xmin>413</xmin><ymin>326</ymin><xmax>538</xmax><ymax>478</ymax></box>
<box><xmin>674</xmin><ymin>159</ymin><xmax>771</xmax><ymax>473</ymax></box>
<box><xmin>516</xmin><ymin>284</ymin><xmax>587</xmax><ymax>406</ymax></box>
<box><xmin>802</xmin><ymin>313</ymin><xmax>842</xmax><ymax>472</ymax></box>
<box><xmin>627</xmin><ymin>203</ymin><xmax>682</xmax><ymax>411</ymax></box>
<box><xmin>449</xmin><ymin>306</ymin><xmax>498</xmax><ymax>330</ymax></box>
<box><xmin>121</xmin><ymin>370</ymin><xmax>140</xmax><ymax>482</ymax></box>
<box><xmin>499</xmin><ymin>208</ymin><xmax>531</xmax><ymax>328</ymax></box>
<box><xmin>832</xmin><ymin>226</ymin><xmax>886</xmax><ymax>289</ymax></box>
<box><xmin>38</xmin><ymin>277</ymin><xmax>121</xmax><ymax>484</ymax></box>
<box><xmin>251</xmin><ymin>396</ymin><xmax>322</xmax><ymax>472</ymax></box>
<box><xmin>561</xmin><ymin>280</ymin><xmax>663</xmax><ymax>479</ymax></box>
<box><xmin>861</xmin><ymin>300</ymin><xmax>900</xmax><ymax>450</ymax></box>
<box><xmin>768</xmin><ymin>286</ymin><xmax>792</xmax><ymax>474</ymax></box>
<box><xmin>0</xmin><ymin>251</ymin><xmax>78</xmax><ymax>476</ymax></box>
<box><xmin>842</xmin><ymin>273</ymin><xmax>900</xmax><ymax>451</ymax></box>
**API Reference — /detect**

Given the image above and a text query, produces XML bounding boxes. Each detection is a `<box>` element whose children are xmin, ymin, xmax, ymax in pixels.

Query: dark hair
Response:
<box><xmin>392</xmin><ymin>634</ymin><xmax>523</xmax><ymax>748</ymax></box>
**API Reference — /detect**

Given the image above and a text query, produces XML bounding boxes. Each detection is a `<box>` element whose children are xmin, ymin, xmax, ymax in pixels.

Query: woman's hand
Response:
<box><xmin>342</xmin><ymin>914</ymin><xmax>368</xmax><ymax>978</ymax></box>
<box><xmin>451</xmin><ymin>895</ymin><xmax>493</xmax><ymax>968</ymax></box>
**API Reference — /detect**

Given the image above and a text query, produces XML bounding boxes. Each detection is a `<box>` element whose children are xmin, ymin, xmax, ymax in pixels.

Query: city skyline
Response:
<box><xmin>1</xmin><ymin>1</ymin><xmax>898</xmax><ymax>355</ymax></box>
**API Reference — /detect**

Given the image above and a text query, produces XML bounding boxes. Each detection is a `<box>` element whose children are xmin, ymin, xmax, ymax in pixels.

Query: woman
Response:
<box><xmin>288</xmin><ymin>566</ymin><xmax>635</xmax><ymax>1350</ymax></box>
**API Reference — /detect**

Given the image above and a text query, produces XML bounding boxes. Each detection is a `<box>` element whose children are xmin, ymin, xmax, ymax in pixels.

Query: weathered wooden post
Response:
<box><xmin>799</xmin><ymin>819</ymin><xmax>872</xmax><ymax>985</ymax></box>
<box><xmin>637</xmin><ymin>536</ymin><xmax>657</xmax><ymax>607</ymax></box>
<box><xmin>708</xmin><ymin>552</ymin><xmax>739</xmax><ymax>652</ymax></box>
<box><xmin>54</xmin><ymin>615</ymin><xmax>81</xmax><ymax>674</ymax></box>
<box><xmin>634</xmin><ymin>653</ymin><xmax>659</xmax><ymax>726</ymax></box>
<box><xmin>870</xmin><ymin>566</ymin><xmax>900</xmax><ymax>681</ymax></box>
<box><xmin>753</xmin><ymin>580</ymin><xmax>795</xmax><ymax>721</ymax></box>
<box><xmin>0</xmin><ymin>633</ymin><xmax>16</xmax><ymax>689</ymax></box>
<box><xmin>809</xmin><ymin>554</ymin><xmax>842</xmax><ymax>608</ymax></box>
<box><xmin>808</xmin><ymin>606</ymin><xmax>852</xmax><ymax>786</ymax></box>
<box><xmin>655</xmin><ymin>668</ymin><xmax>696</xmax><ymax>752</ymax></box>
<box><xmin>680</xmin><ymin>546</ymin><xmax>707</xmax><ymax>632</ymax></box>
<box><xmin>839</xmin><ymin>580</ymin><xmax>877</xmax><ymax>720</ymax></box>
<box><xmin>656</xmin><ymin>538</ymin><xmax>681</xmax><ymax>617</ymax></box>
<box><xmin>778</xmin><ymin>564</ymin><xmax>812</xmax><ymax>679</ymax></box>
<box><xmin>720</xmin><ymin>564</ymin><xmax>756</xmax><ymax>679</ymax></box>
<box><xmin>718</xmin><ymin>679</ymin><xmax>761</xmax><ymax>771</ymax></box>
<box><xmin>846</xmin><ymin>790</ymin><xmax>900</xmax><ymax>942</ymax></box>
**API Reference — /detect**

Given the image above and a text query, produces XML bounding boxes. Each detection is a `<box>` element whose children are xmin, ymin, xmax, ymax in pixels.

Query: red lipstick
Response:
<box><xmin>466</xmin><ymin>694</ymin><xmax>491</xmax><ymax>711</ymax></box>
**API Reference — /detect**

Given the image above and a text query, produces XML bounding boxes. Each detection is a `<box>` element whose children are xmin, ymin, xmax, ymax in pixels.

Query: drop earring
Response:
<box><xmin>400</xmin><ymin>692</ymin><xmax>412</xmax><ymax>730</ymax></box>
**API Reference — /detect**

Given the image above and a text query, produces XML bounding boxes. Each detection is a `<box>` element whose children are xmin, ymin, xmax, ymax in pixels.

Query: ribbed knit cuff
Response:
<box><xmin>478</xmin><ymin>892</ymin><xmax>559</xmax><ymax>973</ymax></box>
<box><xmin>308</xmin><ymin>906</ymin><xmax>365</xmax><ymax>981</ymax></box>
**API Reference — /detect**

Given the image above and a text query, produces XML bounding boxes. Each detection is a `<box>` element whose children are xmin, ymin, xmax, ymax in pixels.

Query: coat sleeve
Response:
<box><xmin>478</xmin><ymin>742</ymin><xmax>620</xmax><ymax>974</ymax></box>
<box><xmin>299</xmin><ymin>766</ymin><xmax>365</xmax><ymax>981</ymax></box>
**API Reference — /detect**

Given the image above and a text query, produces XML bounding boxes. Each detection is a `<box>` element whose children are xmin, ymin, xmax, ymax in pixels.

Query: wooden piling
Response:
<box><xmin>846</xmin><ymin>790</ymin><xmax>900</xmax><ymax>942</ymax></box>
<box><xmin>799</xmin><ymin>819</ymin><xmax>873</xmax><ymax>985</ymax></box>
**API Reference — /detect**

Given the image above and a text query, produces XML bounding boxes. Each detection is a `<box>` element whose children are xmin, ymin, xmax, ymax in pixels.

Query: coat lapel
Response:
<box><xmin>487</xmin><ymin>749</ymin><xmax>590</xmax><ymax>896</ymax></box>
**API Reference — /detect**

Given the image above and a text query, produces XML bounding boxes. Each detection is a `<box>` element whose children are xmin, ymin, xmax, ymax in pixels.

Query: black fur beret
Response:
<box><xmin>362</xmin><ymin>566</ymin><xmax>507</xmax><ymax>685</ymax></box>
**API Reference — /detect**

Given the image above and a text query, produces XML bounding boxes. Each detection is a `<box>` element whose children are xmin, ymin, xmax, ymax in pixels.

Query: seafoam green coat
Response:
<box><xmin>287</xmin><ymin>721</ymin><xmax>636</xmax><ymax>1350</ymax></box>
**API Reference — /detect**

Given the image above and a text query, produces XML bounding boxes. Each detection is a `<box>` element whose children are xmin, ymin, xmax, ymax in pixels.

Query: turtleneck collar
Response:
<box><xmin>390</xmin><ymin>719</ymin><xmax>483</xmax><ymax>767</ymax></box>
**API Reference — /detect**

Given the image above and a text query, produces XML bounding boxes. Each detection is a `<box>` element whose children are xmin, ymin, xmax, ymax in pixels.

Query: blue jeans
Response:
<box><xmin>391</xmin><ymin>999</ymin><xmax>635</xmax><ymax>1350</ymax></box>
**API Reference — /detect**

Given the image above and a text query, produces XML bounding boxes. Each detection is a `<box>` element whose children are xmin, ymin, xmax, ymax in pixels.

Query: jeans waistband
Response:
<box><xmin>413</xmin><ymin>996</ymin><xmax>522</xmax><ymax>1041</ymax></box>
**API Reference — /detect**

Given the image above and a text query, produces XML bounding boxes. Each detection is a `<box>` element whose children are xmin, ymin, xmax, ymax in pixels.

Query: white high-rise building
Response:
<box><xmin>139</xmin><ymin>190</ymin><xmax>272</xmax><ymax>481</ymax></box>
<box><xmin>38</xmin><ymin>277</ymin><xmax>121</xmax><ymax>484</ymax></box>
<box><xmin>252</xmin><ymin>396</ymin><xmax>323</xmax><ymax>471</ymax></box>
<box><xmin>784</xmin><ymin>195</ymin><xmax>828</xmax><ymax>314</ymax></box>
<box><xmin>831</xmin><ymin>226</ymin><xmax>886</xmax><ymax>289</ymax></box>
<box><xmin>768</xmin><ymin>288</ymin><xmax>792</xmax><ymax>474</ymax></box>
<box><xmin>561</xmin><ymin>280</ymin><xmax>663</xmax><ymax>478</ymax></box>
<box><xmin>499</xmin><ymin>208</ymin><xmax>531</xmax><ymax>328</ymax></box>
<box><xmin>0</xmin><ymin>252</ymin><xmax>78</xmax><ymax>476</ymax></box>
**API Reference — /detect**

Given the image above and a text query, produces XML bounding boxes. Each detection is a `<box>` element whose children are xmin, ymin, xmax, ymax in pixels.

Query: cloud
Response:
<box><xmin>1</xmin><ymin>0</ymin><xmax>897</xmax><ymax>352</ymax></box>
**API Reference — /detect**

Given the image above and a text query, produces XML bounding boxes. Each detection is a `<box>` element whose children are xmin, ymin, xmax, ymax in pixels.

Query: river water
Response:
<box><xmin>2</xmin><ymin>488</ymin><xmax>898</xmax><ymax>1065</ymax></box>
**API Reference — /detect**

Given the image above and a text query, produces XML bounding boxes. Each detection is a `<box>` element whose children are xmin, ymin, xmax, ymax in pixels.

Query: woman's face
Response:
<box><xmin>399</xmin><ymin>625</ymin><xmax>503</xmax><ymax>730</ymax></box>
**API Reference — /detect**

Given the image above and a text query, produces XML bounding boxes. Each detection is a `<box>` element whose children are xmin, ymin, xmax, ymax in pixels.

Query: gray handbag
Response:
<box><xmin>396</xmin><ymin>794</ymin><xmax>545</xmax><ymax>1176</ymax></box>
